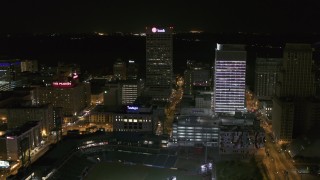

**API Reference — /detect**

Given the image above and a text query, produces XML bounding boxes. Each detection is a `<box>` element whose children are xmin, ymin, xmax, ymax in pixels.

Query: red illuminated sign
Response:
<box><xmin>52</xmin><ymin>82</ymin><xmax>74</xmax><ymax>88</ymax></box>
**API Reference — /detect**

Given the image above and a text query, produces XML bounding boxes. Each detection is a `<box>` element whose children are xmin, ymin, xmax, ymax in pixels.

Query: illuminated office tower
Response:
<box><xmin>145</xmin><ymin>27</ymin><xmax>173</xmax><ymax>101</ymax></box>
<box><xmin>214</xmin><ymin>44</ymin><xmax>246</xmax><ymax>115</ymax></box>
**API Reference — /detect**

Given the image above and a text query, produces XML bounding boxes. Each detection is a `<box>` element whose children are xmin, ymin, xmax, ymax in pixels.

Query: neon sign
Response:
<box><xmin>127</xmin><ymin>106</ymin><xmax>139</xmax><ymax>110</ymax></box>
<box><xmin>151</xmin><ymin>27</ymin><xmax>165</xmax><ymax>33</ymax></box>
<box><xmin>52</xmin><ymin>82</ymin><xmax>74</xmax><ymax>88</ymax></box>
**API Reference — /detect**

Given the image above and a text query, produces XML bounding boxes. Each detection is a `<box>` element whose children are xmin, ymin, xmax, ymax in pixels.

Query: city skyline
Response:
<box><xmin>0</xmin><ymin>1</ymin><xmax>320</xmax><ymax>33</ymax></box>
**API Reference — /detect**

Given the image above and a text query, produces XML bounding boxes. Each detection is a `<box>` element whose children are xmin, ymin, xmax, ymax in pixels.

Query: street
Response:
<box><xmin>255</xmin><ymin>115</ymin><xmax>300</xmax><ymax>180</ymax></box>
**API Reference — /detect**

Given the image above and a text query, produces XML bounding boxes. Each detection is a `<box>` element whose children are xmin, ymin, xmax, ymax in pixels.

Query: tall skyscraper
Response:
<box><xmin>113</xmin><ymin>59</ymin><xmax>127</xmax><ymax>80</ymax></box>
<box><xmin>214</xmin><ymin>44</ymin><xmax>246</xmax><ymax>115</ymax></box>
<box><xmin>276</xmin><ymin>44</ymin><xmax>315</xmax><ymax>97</ymax></box>
<box><xmin>255</xmin><ymin>58</ymin><xmax>282</xmax><ymax>100</ymax></box>
<box><xmin>273</xmin><ymin>43</ymin><xmax>315</xmax><ymax>142</ymax></box>
<box><xmin>145</xmin><ymin>26</ymin><xmax>173</xmax><ymax>101</ymax></box>
<box><xmin>184</xmin><ymin>61</ymin><xmax>211</xmax><ymax>95</ymax></box>
<box><xmin>127</xmin><ymin>60</ymin><xmax>139</xmax><ymax>80</ymax></box>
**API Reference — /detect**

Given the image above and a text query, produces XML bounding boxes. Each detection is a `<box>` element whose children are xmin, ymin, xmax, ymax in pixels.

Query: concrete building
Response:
<box><xmin>35</xmin><ymin>82</ymin><xmax>91</xmax><ymax>116</ymax></box>
<box><xmin>184</xmin><ymin>61</ymin><xmax>211</xmax><ymax>95</ymax></box>
<box><xmin>219</xmin><ymin>115</ymin><xmax>264</xmax><ymax>154</ymax></box>
<box><xmin>104</xmin><ymin>80</ymin><xmax>143</xmax><ymax>106</ymax></box>
<box><xmin>103</xmin><ymin>83</ymin><xmax>119</xmax><ymax>106</ymax></box>
<box><xmin>113</xmin><ymin>59</ymin><xmax>127</xmax><ymax>80</ymax></box>
<box><xmin>214</xmin><ymin>44</ymin><xmax>246</xmax><ymax>115</ymax></box>
<box><xmin>195</xmin><ymin>93</ymin><xmax>212</xmax><ymax>108</ymax></box>
<box><xmin>90</xmin><ymin>105</ymin><xmax>155</xmax><ymax>132</ymax></box>
<box><xmin>255</xmin><ymin>58</ymin><xmax>282</xmax><ymax>100</ymax></box>
<box><xmin>171</xmin><ymin>116</ymin><xmax>219</xmax><ymax>147</ymax></box>
<box><xmin>273</xmin><ymin>44</ymin><xmax>315</xmax><ymax>141</ymax></box>
<box><xmin>0</xmin><ymin>104</ymin><xmax>54</xmax><ymax>136</ymax></box>
<box><xmin>21</xmin><ymin>60</ymin><xmax>38</xmax><ymax>73</ymax></box>
<box><xmin>113</xmin><ymin>113</ymin><xmax>154</xmax><ymax>132</ymax></box>
<box><xmin>145</xmin><ymin>27</ymin><xmax>173</xmax><ymax>101</ymax></box>
<box><xmin>127</xmin><ymin>60</ymin><xmax>139</xmax><ymax>80</ymax></box>
<box><xmin>0</xmin><ymin>121</ymin><xmax>41</xmax><ymax>166</ymax></box>
<box><xmin>89</xmin><ymin>105</ymin><xmax>112</xmax><ymax>125</ymax></box>
<box><xmin>276</xmin><ymin>44</ymin><xmax>314</xmax><ymax>97</ymax></box>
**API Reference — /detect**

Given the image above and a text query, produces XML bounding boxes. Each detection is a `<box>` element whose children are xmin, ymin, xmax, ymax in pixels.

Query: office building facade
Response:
<box><xmin>255</xmin><ymin>58</ymin><xmax>282</xmax><ymax>100</ymax></box>
<box><xmin>214</xmin><ymin>44</ymin><xmax>246</xmax><ymax>114</ymax></box>
<box><xmin>145</xmin><ymin>27</ymin><xmax>173</xmax><ymax>101</ymax></box>
<box><xmin>273</xmin><ymin>44</ymin><xmax>315</xmax><ymax>142</ymax></box>
<box><xmin>184</xmin><ymin>64</ymin><xmax>211</xmax><ymax>95</ymax></box>
<box><xmin>35</xmin><ymin>82</ymin><xmax>91</xmax><ymax>116</ymax></box>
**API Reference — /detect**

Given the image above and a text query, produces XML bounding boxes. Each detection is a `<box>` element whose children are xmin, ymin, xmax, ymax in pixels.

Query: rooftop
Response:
<box><xmin>5</xmin><ymin>121</ymin><xmax>40</xmax><ymax>137</ymax></box>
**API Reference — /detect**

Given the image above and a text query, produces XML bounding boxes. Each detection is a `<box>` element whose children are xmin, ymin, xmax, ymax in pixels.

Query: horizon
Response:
<box><xmin>1</xmin><ymin>1</ymin><xmax>320</xmax><ymax>34</ymax></box>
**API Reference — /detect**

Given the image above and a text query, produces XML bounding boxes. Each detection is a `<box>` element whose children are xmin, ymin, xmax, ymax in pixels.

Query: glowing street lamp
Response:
<box><xmin>42</xmin><ymin>129</ymin><xmax>47</xmax><ymax>137</ymax></box>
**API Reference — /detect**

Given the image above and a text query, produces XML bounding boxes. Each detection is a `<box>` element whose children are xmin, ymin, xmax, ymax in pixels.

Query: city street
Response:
<box><xmin>255</xmin><ymin>115</ymin><xmax>300</xmax><ymax>180</ymax></box>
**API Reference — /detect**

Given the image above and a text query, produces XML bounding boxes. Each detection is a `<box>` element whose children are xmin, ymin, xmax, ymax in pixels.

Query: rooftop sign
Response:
<box><xmin>152</xmin><ymin>27</ymin><xmax>165</xmax><ymax>33</ymax></box>
<box><xmin>52</xmin><ymin>82</ymin><xmax>74</xmax><ymax>88</ymax></box>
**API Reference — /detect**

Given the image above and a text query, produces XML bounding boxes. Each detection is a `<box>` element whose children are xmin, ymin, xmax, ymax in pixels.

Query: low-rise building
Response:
<box><xmin>171</xmin><ymin>115</ymin><xmax>219</xmax><ymax>147</ymax></box>
<box><xmin>0</xmin><ymin>121</ymin><xmax>41</xmax><ymax>166</ymax></box>
<box><xmin>219</xmin><ymin>115</ymin><xmax>265</xmax><ymax>155</ymax></box>
<box><xmin>90</xmin><ymin>105</ymin><xmax>155</xmax><ymax>133</ymax></box>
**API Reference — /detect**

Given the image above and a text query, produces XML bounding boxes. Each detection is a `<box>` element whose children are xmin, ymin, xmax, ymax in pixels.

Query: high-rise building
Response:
<box><xmin>104</xmin><ymin>80</ymin><xmax>143</xmax><ymax>106</ymax></box>
<box><xmin>184</xmin><ymin>61</ymin><xmax>211</xmax><ymax>95</ymax></box>
<box><xmin>113</xmin><ymin>59</ymin><xmax>127</xmax><ymax>80</ymax></box>
<box><xmin>214</xmin><ymin>44</ymin><xmax>246</xmax><ymax>115</ymax></box>
<box><xmin>127</xmin><ymin>60</ymin><xmax>139</xmax><ymax>80</ymax></box>
<box><xmin>35</xmin><ymin>82</ymin><xmax>91</xmax><ymax>116</ymax></box>
<box><xmin>273</xmin><ymin>44</ymin><xmax>315</xmax><ymax>142</ymax></box>
<box><xmin>255</xmin><ymin>58</ymin><xmax>282</xmax><ymax>100</ymax></box>
<box><xmin>145</xmin><ymin>26</ymin><xmax>173</xmax><ymax>101</ymax></box>
<box><xmin>272</xmin><ymin>97</ymin><xmax>294</xmax><ymax>141</ymax></box>
<box><xmin>276</xmin><ymin>44</ymin><xmax>315</xmax><ymax>97</ymax></box>
<box><xmin>0</xmin><ymin>104</ymin><xmax>54</xmax><ymax>136</ymax></box>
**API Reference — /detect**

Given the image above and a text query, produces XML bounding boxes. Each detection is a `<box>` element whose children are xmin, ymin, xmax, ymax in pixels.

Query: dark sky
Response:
<box><xmin>0</xmin><ymin>1</ymin><xmax>319</xmax><ymax>33</ymax></box>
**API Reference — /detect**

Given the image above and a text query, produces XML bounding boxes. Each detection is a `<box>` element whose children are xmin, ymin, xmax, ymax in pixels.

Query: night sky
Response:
<box><xmin>1</xmin><ymin>1</ymin><xmax>320</xmax><ymax>33</ymax></box>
